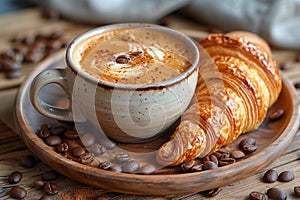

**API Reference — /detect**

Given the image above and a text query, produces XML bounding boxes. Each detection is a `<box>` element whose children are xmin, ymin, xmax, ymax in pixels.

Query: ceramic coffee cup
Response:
<box><xmin>30</xmin><ymin>23</ymin><xmax>200</xmax><ymax>143</ymax></box>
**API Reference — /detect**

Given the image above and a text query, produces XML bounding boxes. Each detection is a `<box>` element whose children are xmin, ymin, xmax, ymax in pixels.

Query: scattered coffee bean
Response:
<box><xmin>8</xmin><ymin>171</ymin><xmax>23</xmax><ymax>184</ymax></box>
<box><xmin>203</xmin><ymin>161</ymin><xmax>218</xmax><ymax>170</ymax></box>
<box><xmin>10</xmin><ymin>186</ymin><xmax>27</xmax><ymax>199</ymax></box>
<box><xmin>181</xmin><ymin>160</ymin><xmax>196</xmax><ymax>172</ymax></box>
<box><xmin>1</xmin><ymin>59</ymin><xmax>20</xmax><ymax>72</ymax></box>
<box><xmin>278</xmin><ymin>171</ymin><xmax>294</xmax><ymax>182</ymax></box>
<box><xmin>45</xmin><ymin>135</ymin><xmax>62</xmax><ymax>146</ymax></box>
<box><xmin>5</xmin><ymin>69</ymin><xmax>22</xmax><ymax>79</ymax></box>
<box><xmin>0</xmin><ymin>187</ymin><xmax>8</xmax><ymax>198</ymax></box>
<box><xmin>56</xmin><ymin>142</ymin><xmax>69</xmax><ymax>153</ymax></box>
<box><xmin>81</xmin><ymin>133</ymin><xmax>96</xmax><ymax>147</ymax></box>
<box><xmin>294</xmin><ymin>186</ymin><xmax>300</xmax><ymax>197</ymax></box>
<box><xmin>64</xmin><ymin>130</ymin><xmax>79</xmax><ymax>140</ymax></box>
<box><xmin>44</xmin><ymin>182</ymin><xmax>59</xmax><ymax>195</ymax></box>
<box><xmin>249</xmin><ymin>191</ymin><xmax>268</xmax><ymax>200</ymax></box>
<box><xmin>79</xmin><ymin>152</ymin><xmax>95</xmax><ymax>164</ymax></box>
<box><xmin>34</xmin><ymin>180</ymin><xmax>45</xmax><ymax>189</ymax></box>
<box><xmin>42</xmin><ymin>170</ymin><xmax>58</xmax><ymax>181</ymax></box>
<box><xmin>239</xmin><ymin>137</ymin><xmax>256</xmax><ymax>149</ymax></box>
<box><xmin>139</xmin><ymin>164</ymin><xmax>156</xmax><ymax>174</ymax></box>
<box><xmin>279</xmin><ymin>62</ymin><xmax>292</xmax><ymax>71</ymax></box>
<box><xmin>294</xmin><ymin>82</ymin><xmax>300</xmax><ymax>89</ymax></box>
<box><xmin>204</xmin><ymin>188</ymin><xmax>222</xmax><ymax>197</ymax></box>
<box><xmin>263</xmin><ymin>169</ymin><xmax>278</xmax><ymax>183</ymax></box>
<box><xmin>122</xmin><ymin>160</ymin><xmax>140</xmax><ymax>173</ymax></box>
<box><xmin>266</xmin><ymin>188</ymin><xmax>287</xmax><ymax>200</ymax></box>
<box><xmin>89</xmin><ymin>144</ymin><xmax>106</xmax><ymax>156</ymax></box>
<box><xmin>242</xmin><ymin>144</ymin><xmax>257</xmax><ymax>154</ymax></box>
<box><xmin>71</xmin><ymin>146</ymin><xmax>86</xmax><ymax>158</ymax></box>
<box><xmin>47</xmin><ymin>30</ymin><xmax>63</xmax><ymax>40</ymax></box>
<box><xmin>46</xmin><ymin>40</ymin><xmax>62</xmax><ymax>51</ymax></box>
<box><xmin>269</xmin><ymin>109</ymin><xmax>284</xmax><ymax>121</ymax></box>
<box><xmin>296</xmin><ymin>52</ymin><xmax>300</xmax><ymax>62</ymax></box>
<box><xmin>209</xmin><ymin>155</ymin><xmax>219</xmax><ymax>165</ymax></box>
<box><xmin>98</xmin><ymin>161</ymin><xmax>111</xmax><ymax>170</ymax></box>
<box><xmin>230</xmin><ymin>150</ymin><xmax>245</xmax><ymax>159</ymax></box>
<box><xmin>110</xmin><ymin>165</ymin><xmax>123</xmax><ymax>173</ymax></box>
<box><xmin>218</xmin><ymin>157</ymin><xmax>236</xmax><ymax>167</ymax></box>
<box><xmin>20</xmin><ymin>155</ymin><xmax>36</xmax><ymax>168</ymax></box>
<box><xmin>114</xmin><ymin>153</ymin><xmax>130</xmax><ymax>164</ymax></box>
<box><xmin>39</xmin><ymin>195</ymin><xmax>54</xmax><ymax>200</ymax></box>
<box><xmin>50</xmin><ymin>126</ymin><xmax>66</xmax><ymax>135</ymax></box>
<box><xmin>116</xmin><ymin>55</ymin><xmax>130</xmax><ymax>64</ymax></box>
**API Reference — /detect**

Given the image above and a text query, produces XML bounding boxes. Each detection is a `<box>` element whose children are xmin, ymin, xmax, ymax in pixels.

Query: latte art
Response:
<box><xmin>76</xmin><ymin>28</ymin><xmax>193</xmax><ymax>84</ymax></box>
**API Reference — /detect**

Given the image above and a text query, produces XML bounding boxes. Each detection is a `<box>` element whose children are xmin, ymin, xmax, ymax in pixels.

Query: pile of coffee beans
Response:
<box><xmin>0</xmin><ymin>30</ymin><xmax>68</xmax><ymax>79</ymax></box>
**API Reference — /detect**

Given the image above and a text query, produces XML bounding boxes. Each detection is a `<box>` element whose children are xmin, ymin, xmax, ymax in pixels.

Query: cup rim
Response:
<box><xmin>66</xmin><ymin>23</ymin><xmax>200</xmax><ymax>90</ymax></box>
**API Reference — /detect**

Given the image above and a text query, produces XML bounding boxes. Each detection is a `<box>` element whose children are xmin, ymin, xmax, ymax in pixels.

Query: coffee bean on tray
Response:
<box><xmin>50</xmin><ymin>126</ymin><xmax>66</xmax><ymax>135</ymax></box>
<box><xmin>10</xmin><ymin>186</ymin><xmax>27</xmax><ymax>199</ymax></box>
<box><xmin>266</xmin><ymin>188</ymin><xmax>287</xmax><ymax>200</ymax></box>
<box><xmin>64</xmin><ymin>130</ymin><xmax>79</xmax><ymax>140</ymax></box>
<box><xmin>114</xmin><ymin>153</ymin><xmax>130</xmax><ymax>164</ymax></box>
<box><xmin>181</xmin><ymin>160</ymin><xmax>196</xmax><ymax>172</ymax></box>
<box><xmin>203</xmin><ymin>161</ymin><xmax>218</xmax><ymax>170</ymax></box>
<box><xmin>242</xmin><ymin>144</ymin><xmax>257</xmax><ymax>154</ymax></box>
<box><xmin>98</xmin><ymin>161</ymin><xmax>111</xmax><ymax>170</ymax></box>
<box><xmin>81</xmin><ymin>133</ymin><xmax>96</xmax><ymax>147</ymax></box>
<box><xmin>44</xmin><ymin>135</ymin><xmax>62</xmax><ymax>146</ymax></box>
<box><xmin>56</xmin><ymin>142</ymin><xmax>69</xmax><ymax>153</ymax></box>
<box><xmin>263</xmin><ymin>169</ymin><xmax>278</xmax><ymax>183</ymax></box>
<box><xmin>8</xmin><ymin>171</ymin><xmax>23</xmax><ymax>184</ymax></box>
<box><xmin>79</xmin><ymin>152</ymin><xmax>94</xmax><ymax>164</ymax></box>
<box><xmin>139</xmin><ymin>164</ymin><xmax>156</xmax><ymax>174</ymax></box>
<box><xmin>278</xmin><ymin>171</ymin><xmax>295</xmax><ymax>182</ymax></box>
<box><xmin>249</xmin><ymin>191</ymin><xmax>268</xmax><ymax>200</ymax></box>
<box><xmin>122</xmin><ymin>160</ymin><xmax>140</xmax><ymax>173</ymax></box>
<box><xmin>239</xmin><ymin>137</ymin><xmax>256</xmax><ymax>149</ymax></box>
<box><xmin>269</xmin><ymin>109</ymin><xmax>284</xmax><ymax>121</ymax></box>
<box><xmin>89</xmin><ymin>143</ymin><xmax>106</xmax><ymax>156</ymax></box>
<box><xmin>71</xmin><ymin>146</ymin><xmax>86</xmax><ymax>158</ymax></box>
<box><xmin>230</xmin><ymin>150</ymin><xmax>245</xmax><ymax>159</ymax></box>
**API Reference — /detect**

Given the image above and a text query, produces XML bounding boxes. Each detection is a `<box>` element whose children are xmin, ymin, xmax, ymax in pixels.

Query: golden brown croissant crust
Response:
<box><xmin>156</xmin><ymin>32</ymin><xmax>282</xmax><ymax>166</ymax></box>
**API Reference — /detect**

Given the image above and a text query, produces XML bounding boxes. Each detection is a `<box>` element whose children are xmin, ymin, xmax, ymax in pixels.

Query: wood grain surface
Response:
<box><xmin>1</xmin><ymin>8</ymin><xmax>300</xmax><ymax>200</ymax></box>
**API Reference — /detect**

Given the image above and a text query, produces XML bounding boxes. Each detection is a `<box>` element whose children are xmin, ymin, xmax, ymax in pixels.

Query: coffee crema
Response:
<box><xmin>75</xmin><ymin>28</ymin><xmax>193</xmax><ymax>85</ymax></box>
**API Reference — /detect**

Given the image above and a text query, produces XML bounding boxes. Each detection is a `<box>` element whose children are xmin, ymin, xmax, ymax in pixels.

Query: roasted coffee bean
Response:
<box><xmin>79</xmin><ymin>152</ymin><xmax>94</xmax><ymax>164</ymax></box>
<box><xmin>116</xmin><ymin>55</ymin><xmax>130</xmax><ymax>64</ymax></box>
<box><xmin>21</xmin><ymin>35</ymin><xmax>35</xmax><ymax>45</ymax></box>
<box><xmin>81</xmin><ymin>133</ymin><xmax>96</xmax><ymax>147</ymax></box>
<box><xmin>45</xmin><ymin>135</ymin><xmax>62</xmax><ymax>146</ymax></box>
<box><xmin>242</xmin><ymin>144</ymin><xmax>257</xmax><ymax>154</ymax></box>
<box><xmin>56</xmin><ymin>142</ymin><xmax>69</xmax><ymax>153</ymax></box>
<box><xmin>294</xmin><ymin>82</ymin><xmax>300</xmax><ymax>89</ymax></box>
<box><xmin>181</xmin><ymin>160</ymin><xmax>196</xmax><ymax>172</ymax></box>
<box><xmin>263</xmin><ymin>169</ymin><xmax>278</xmax><ymax>183</ymax></box>
<box><xmin>212</xmin><ymin>151</ymin><xmax>223</xmax><ymax>158</ymax></box>
<box><xmin>50</xmin><ymin>126</ymin><xmax>66</xmax><ymax>135</ymax></box>
<box><xmin>90</xmin><ymin>144</ymin><xmax>106</xmax><ymax>156</ymax></box>
<box><xmin>279</xmin><ymin>62</ymin><xmax>292</xmax><ymax>71</ymax></box>
<box><xmin>249</xmin><ymin>191</ymin><xmax>268</xmax><ymax>200</ymax></box>
<box><xmin>203</xmin><ymin>161</ymin><xmax>218</xmax><ymax>170</ymax></box>
<box><xmin>41</xmin><ymin>124</ymin><xmax>52</xmax><ymax>130</ymax></box>
<box><xmin>44</xmin><ymin>182</ymin><xmax>59</xmax><ymax>195</ymax></box>
<box><xmin>5</xmin><ymin>70</ymin><xmax>22</xmax><ymax>79</ymax></box>
<box><xmin>10</xmin><ymin>186</ymin><xmax>27</xmax><ymax>199</ymax></box>
<box><xmin>139</xmin><ymin>164</ymin><xmax>156</xmax><ymax>174</ymax></box>
<box><xmin>269</xmin><ymin>109</ymin><xmax>284</xmax><ymax>121</ymax></box>
<box><xmin>191</xmin><ymin>163</ymin><xmax>203</xmax><ymax>172</ymax></box>
<box><xmin>278</xmin><ymin>170</ymin><xmax>295</xmax><ymax>182</ymax></box>
<box><xmin>47</xmin><ymin>30</ymin><xmax>63</xmax><ymax>40</ymax></box>
<box><xmin>71</xmin><ymin>147</ymin><xmax>86</xmax><ymax>158</ymax></box>
<box><xmin>1</xmin><ymin>58</ymin><xmax>20</xmax><ymax>72</ymax></box>
<box><xmin>294</xmin><ymin>186</ymin><xmax>300</xmax><ymax>197</ymax></box>
<box><xmin>46</xmin><ymin>40</ymin><xmax>62</xmax><ymax>51</ymax></box>
<box><xmin>42</xmin><ymin>170</ymin><xmax>58</xmax><ymax>181</ymax></box>
<box><xmin>99</xmin><ymin>138</ymin><xmax>116</xmax><ymax>150</ymax></box>
<box><xmin>110</xmin><ymin>165</ymin><xmax>122</xmax><ymax>173</ymax></box>
<box><xmin>129</xmin><ymin>51</ymin><xmax>143</xmax><ymax>56</ymax></box>
<box><xmin>24</xmin><ymin>51</ymin><xmax>41</xmax><ymax>63</ymax></box>
<box><xmin>37</xmin><ymin>128</ymin><xmax>51</xmax><ymax>139</ymax></box>
<box><xmin>64</xmin><ymin>130</ymin><xmax>79</xmax><ymax>140</ymax></box>
<box><xmin>20</xmin><ymin>155</ymin><xmax>36</xmax><ymax>168</ymax></box>
<box><xmin>8</xmin><ymin>171</ymin><xmax>23</xmax><ymax>184</ymax></box>
<box><xmin>39</xmin><ymin>195</ymin><xmax>54</xmax><ymax>200</ymax></box>
<box><xmin>30</xmin><ymin>41</ymin><xmax>46</xmax><ymax>53</ymax></box>
<box><xmin>204</xmin><ymin>188</ymin><xmax>222</xmax><ymax>197</ymax></box>
<box><xmin>209</xmin><ymin>155</ymin><xmax>218</xmax><ymax>165</ymax></box>
<box><xmin>98</xmin><ymin>161</ymin><xmax>111</xmax><ymax>170</ymax></box>
<box><xmin>267</xmin><ymin>187</ymin><xmax>287</xmax><ymax>200</ymax></box>
<box><xmin>114</xmin><ymin>153</ymin><xmax>130</xmax><ymax>164</ymax></box>
<box><xmin>122</xmin><ymin>160</ymin><xmax>139</xmax><ymax>173</ymax></box>
<box><xmin>230</xmin><ymin>150</ymin><xmax>245</xmax><ymax>159</ymax></box>
<box><xmin>219</xmin><ymin>157</ymin><xmax>236</xmax><ymax>167</ymax></box>
<box><xmin>34</xmin><ymin>180</ymin><xmax>45</xmax><ymax>189</ymax></box>
<box><xmin>239</xmin><ymin>137</ymin><xmax>256</xmax><ymax>148</ymax></box>
<box><xmin>0</xmin><ymin>187</ymin><xmax>8</xmax><ymax>198</ymax></box>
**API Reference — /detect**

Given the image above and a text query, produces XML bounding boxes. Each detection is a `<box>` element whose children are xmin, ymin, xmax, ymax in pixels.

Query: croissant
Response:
<box><xmin>156</xmin><ymin>31</ymin><xmax>282</xmax><ymax>166</ymax></box>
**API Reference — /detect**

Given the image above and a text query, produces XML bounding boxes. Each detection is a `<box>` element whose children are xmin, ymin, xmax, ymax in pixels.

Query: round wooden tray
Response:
<box><xmin>15</xmin><ymin>51</ymin><xmax>300</xmax><ymax>195</ymax></box>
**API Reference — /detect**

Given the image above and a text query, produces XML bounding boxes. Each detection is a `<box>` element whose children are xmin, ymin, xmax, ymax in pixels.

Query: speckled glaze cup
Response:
<box><xmin>30</xmin><ymin>23</ymin><xmax>200</xmax><ymax>143</ymax></box>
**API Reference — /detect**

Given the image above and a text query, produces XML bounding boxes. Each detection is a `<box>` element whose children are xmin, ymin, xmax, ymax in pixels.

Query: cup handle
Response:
<box><xmin>30</xmin><ymin>69</ymin><xmax>74</xmax><ymax>121</ymax></box>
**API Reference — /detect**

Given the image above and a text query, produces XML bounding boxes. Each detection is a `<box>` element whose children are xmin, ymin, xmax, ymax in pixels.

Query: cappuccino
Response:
<box><xmin>74</xmin><ymin>28</ymin><xmax>193</xmax><ymax>85</ymax></box>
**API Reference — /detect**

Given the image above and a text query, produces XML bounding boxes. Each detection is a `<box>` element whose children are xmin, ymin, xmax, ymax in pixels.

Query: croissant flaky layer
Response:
<box><xmin>156</xmin><ymin>31</ymin><xmax>282</xmax><ymax>166</ymax></box>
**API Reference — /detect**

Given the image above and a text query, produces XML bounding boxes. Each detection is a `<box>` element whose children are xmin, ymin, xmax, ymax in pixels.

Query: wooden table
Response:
<box><xmin>1</xmin><ymin>8</ymin><xmax>300</xmax><ymax>200</ymax></box>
